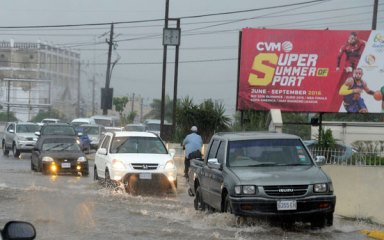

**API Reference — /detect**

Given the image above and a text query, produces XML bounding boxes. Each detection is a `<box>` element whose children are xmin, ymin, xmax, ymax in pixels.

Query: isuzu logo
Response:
<box><xmin>279</xmin><ymin>188</ymin><xmax>294</xmax><ymax>193</ymax></box>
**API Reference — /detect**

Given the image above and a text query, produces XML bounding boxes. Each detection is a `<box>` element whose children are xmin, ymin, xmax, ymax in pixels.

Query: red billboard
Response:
<box><xmin>237</xmin><ymin>29</ymin><xmax>384</xmax><ymax>113</ymax></box>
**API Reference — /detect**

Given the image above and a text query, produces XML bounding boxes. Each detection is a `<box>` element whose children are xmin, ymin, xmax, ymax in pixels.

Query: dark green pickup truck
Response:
<box><xmin>187</xmin><ymin>131</ymin><xmax>336</xmax><ymax>228</ymax></box>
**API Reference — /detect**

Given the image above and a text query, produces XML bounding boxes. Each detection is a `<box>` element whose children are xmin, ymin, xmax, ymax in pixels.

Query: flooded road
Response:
<box><xmin>0</xmin><ymin>154</ymin><xmax>381</xmax><ymax>240</ymax></box>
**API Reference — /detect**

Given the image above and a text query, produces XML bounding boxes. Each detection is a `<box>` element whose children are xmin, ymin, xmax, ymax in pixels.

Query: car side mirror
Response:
<box><xmin>97</xmin><ymin>148</ymin><xmax>107</xmax><ymax>155</ymax></box>
<box><xmin>168</xmin><ymin>148</ymin><xmax>176</xmax><ymax>157</ymax></box>
<box><xmin>2</xmin><ymin>221</ymin><xmax>36</xmax><ymax>240</ymax></box>
<box><xmin>315</xmin><ymin>155</ymin><xmax>326</xmax><ymax>166</ymax></box>
<box><xmin>9</xmin><ymin>129</ymin><xmax>15</xmax><ymax>133</ymax></box>
<box><xmin>207</xmin><ymin>158</ymin><xmax>222</xmax><ymax>170</ymax></box>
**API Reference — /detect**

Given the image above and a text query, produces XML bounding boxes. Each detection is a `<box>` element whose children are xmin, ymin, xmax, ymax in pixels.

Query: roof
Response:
<box><xmin>213</xmin><ymin>131</ymin><xmax>301</xmax><ymax>141</ymax></box>
<box><xmin>110</xmin><ymin>131</ymin><xmax>158</xmax><ymax>138</ymax></box>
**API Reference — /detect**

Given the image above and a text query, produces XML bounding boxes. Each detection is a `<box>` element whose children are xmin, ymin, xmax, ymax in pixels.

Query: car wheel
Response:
<box><xmin>93</xmin><ymin>166</ymin><xmax>99</xmax><ymax>181</ymax></box>
<box><xmin>13</xmin><ymin>144</ymin><xmax>20</xmax><ymax>158</ymax></box>
<box><xmin>326</xmin><ymin>213</ymin><xmax>334</xmax><ymax>226</ymax></box>
<box><xmin>224</xmin><ymin>194</ymin><xmax>232</xmax><ymax>213</ymax></box>
<box><xmin>105</xmin><ymin>169</ymin><xmax>115</xmax><ymax>189</ymax></box>
<box><xmin>42</xmin><ymin>166</ymin><xmax>48</xmax><ymax>175</ymax></box>
<box><xmin>31</xmin><ymin>160</ymin><xmax>35</xmax><ymax>171</ymax></box>
<box><xmin>124</xmin><ymin>175</ymin><xmax>137</xmax><ymax>195</ymax></box>
<box><xmin>82</xmin><ymin>169</ymin><xmax>89</xmax><ymax>177</ymax></box>
<box><xmin>311</xmin><ymin>215</ymin><xmax>326</xmax><ymax>228</ymax></box>
<box><xmin>2</xmin><ymin>141</ymin><xmax>9</xmax><ymax>156</ymax></box>
<box><xmin>194</xmin><ymin>186</ymin><xmax>205</xmax><ymax>211</ymax></box>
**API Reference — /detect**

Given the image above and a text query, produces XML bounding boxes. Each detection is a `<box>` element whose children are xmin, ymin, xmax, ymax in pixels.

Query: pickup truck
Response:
<box><xmin>187</xmin><ymin>131</ymin><xmax>336</xmax><ymax>228</ymax></box>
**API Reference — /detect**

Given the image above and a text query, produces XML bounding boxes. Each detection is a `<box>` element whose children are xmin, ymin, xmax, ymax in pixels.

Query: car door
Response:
<box><xmin>200</xmin><ymin>139</ymin><xmax>220</xmax><ymax>206</ymax></box>
<box><xmin>5</xmin><ymin>123</ymin><xmax>15</xmax><ymax>148</ymax></box>
<box><xmin>95</xmin><ymin>135</ymin><xmax>111</xmax><ymax>178</ymax></box>
<box><xmin>207</xmin><ymin>140</ymin><xmax>226</xmax><ymax>209</ymax></box>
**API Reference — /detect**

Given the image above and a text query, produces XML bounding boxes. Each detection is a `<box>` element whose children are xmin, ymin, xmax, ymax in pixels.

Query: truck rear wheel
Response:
<box><xmin>194</xmin><ymin>186</ymin><xmax>205</xmax><ymax>211</ymax></box>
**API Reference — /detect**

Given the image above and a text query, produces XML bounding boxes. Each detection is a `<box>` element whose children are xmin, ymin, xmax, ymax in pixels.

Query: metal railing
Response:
<box><xmin>308</xmin><ymin>147</ymin><xmax>384</xmax><ymax>166</ymax></box>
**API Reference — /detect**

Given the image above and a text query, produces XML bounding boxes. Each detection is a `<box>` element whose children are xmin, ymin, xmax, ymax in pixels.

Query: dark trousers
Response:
<box><xmin>184</xmin><ymin>157</ymin><xmax>190</xmax><ymax>177</ymax></box>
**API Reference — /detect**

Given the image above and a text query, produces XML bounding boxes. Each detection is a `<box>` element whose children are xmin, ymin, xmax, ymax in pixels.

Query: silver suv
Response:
<box><xmin>2</xmin><ymin>122</ymin><xmax>40</xmax><ymax>157</ymax></box>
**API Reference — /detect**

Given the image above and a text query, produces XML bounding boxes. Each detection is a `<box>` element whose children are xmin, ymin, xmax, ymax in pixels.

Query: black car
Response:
<box><xmin>31</xmin><ymin>135</ymin><xmax>89</xmax><ymax>176</ymax></box>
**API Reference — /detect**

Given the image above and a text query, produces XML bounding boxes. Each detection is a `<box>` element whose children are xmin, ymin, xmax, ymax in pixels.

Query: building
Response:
<box><xmin>0</xmin><ymin>40</ymin><xmax>80</xmax><ymax>121</ymax></box>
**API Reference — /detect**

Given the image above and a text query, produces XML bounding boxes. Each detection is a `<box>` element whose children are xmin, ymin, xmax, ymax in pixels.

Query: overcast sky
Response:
<box><xmin>0</xmin><ymin>0</ymin><xmax>383</xmax><ymax>117</ymax></box>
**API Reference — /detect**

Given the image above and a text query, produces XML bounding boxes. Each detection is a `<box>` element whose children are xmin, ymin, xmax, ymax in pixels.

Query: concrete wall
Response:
<box><xmin>322</xmin><ymin>165</ymin><xmax>384</xmax><ymax>224</ymax></box>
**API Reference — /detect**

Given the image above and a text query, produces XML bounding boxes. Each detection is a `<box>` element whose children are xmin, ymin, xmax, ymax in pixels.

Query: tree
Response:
<box><xmin>30</xmin><ymin>109</ymin><xmax>63</xmax><ymax>122</ymax></box>
<box><xmin>113</xmin><ymin>96</ymin><xmax>129</xmax><ymax>117</ymax></box>
<box><xmin>176</xmin><ymin>97</ymin><xmax>231</xmax><ymax>143</ymax></box>
<box><xmin>144</xmin><ymin>95</ymin><xmax>173</xmax><ymax>122</ymax></box>
<box><xmin>0</xmin><ymin>112</ymin><xmax>17</xmax><ymax>122</ymax></box>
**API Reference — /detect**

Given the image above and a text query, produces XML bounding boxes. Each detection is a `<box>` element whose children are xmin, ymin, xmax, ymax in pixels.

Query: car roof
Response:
<box><xmin>41</xmin><ymin>123</ymin><xmax>71</xmax><ymax>126</ymax></box>
<box><xmin>79</xmin><ymin>124</ymin><xmax>103</xmax><ymax>127</ymax></box>
<box><xmin>213</xmin><ymin>131</ymin><xmax>301</xmax><ymax>141</ymax></box>
<box><xmin>110</xmin><ymin>131</ymin><xmax>158</xmax><ymax>138</ymax></box>
<box><xmin>38</xmin><ymin>134</ymin><xmax>78</xmax><ymax>142</ymax></box>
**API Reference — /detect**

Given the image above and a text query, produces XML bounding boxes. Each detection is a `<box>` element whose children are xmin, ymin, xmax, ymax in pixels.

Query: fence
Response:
<box><xmin>308</xmin><ymin>147</ymin><xmax>384</xmax><ymax>166</ymax></box>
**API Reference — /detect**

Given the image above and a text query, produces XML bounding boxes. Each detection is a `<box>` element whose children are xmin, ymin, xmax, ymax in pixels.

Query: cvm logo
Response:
<box><xmin>256</xmin><ymin>41</ymin><xmax>293</xmax><ymax>52</ymax></box>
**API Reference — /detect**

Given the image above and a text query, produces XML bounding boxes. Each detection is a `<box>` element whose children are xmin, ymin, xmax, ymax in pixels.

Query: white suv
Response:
<box><xmin>2</xmin><ymin>122</ymin><xmax>40</xmax><ymax>157</ymax></box>
<box><xmin>94</xmin><ymin>131</ymin><xmax>177</xmax><ymax>194</ymax></box>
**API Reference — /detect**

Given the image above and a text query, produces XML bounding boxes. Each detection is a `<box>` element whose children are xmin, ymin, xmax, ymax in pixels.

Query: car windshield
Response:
<box><xmin>41</xmin><ymin>126</ymin><xmax>76</xmax><ymax>135</ymax></box>
<box><xmin>42</xmin><ymin>139</ymin><xmax>80</xmax><ymax>151</ymax></box>
<box><xmin>16</xmin><ymin>124</ymin><xmax>40</xmax><ymax>133</ymax></box>
<box><xmin>227</xmin><ymin>139</ymin><xmax>313</xmax><ymax>167</ymax></box>
<box><xmin>110</xmin><ymin>136</ymin><xmax>167</xmax><ymax>154</ymax></box>
<box><xmin>125</xmin><ymin>125</ymin><xmax>145</xmax><ymax>131</ymax></box>
<box><xmin>83</xmin><ymin>126</ymin><xmax>100</xmax><ymax>135</ymax></box>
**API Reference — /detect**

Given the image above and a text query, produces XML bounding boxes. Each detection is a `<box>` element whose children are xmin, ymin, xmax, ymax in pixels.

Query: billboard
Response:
<box><xmin>237</xmin><ymin>29</ymin><xmax>384</xmax><ymax>113</ymax></box>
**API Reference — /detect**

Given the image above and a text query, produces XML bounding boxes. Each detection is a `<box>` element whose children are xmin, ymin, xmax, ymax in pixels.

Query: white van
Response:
<box><xmin>71</xmin><ymin>118</ymin><xmax>96</xmax><ymax>128</ymax></box>
<box><xmin>90</xmin><ymin>115</ymin><xmax>120</xmax><ymax>127</ymax></box>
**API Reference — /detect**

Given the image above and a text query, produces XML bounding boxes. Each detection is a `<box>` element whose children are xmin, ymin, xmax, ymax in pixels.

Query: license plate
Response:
<box><xmin>61</xmin><ymin>162</ymin><xmax>71</xmax><ymax>168</ymax></box>
<box><xmin>139</xmin><ymin>173</ymin><xmax>152</xmax><ymax>179</ymax></box>
<box><xmin>277</xmin><ymin>200</ymin><xmax>297</xmax><ymax>210</ymax></box>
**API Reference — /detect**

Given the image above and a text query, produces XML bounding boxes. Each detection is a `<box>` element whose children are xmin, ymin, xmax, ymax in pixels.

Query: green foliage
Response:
<box><xmin>113</xmin><ymin>96</ymin><xmax>130</xmax><ymax>125</ymax></box>
<box><xmin>176</xmin><ymin>97</ymin><xmax>231</xmax><ymax>143</ymax></box>
<box><xmin>30</xmin><ymin>109</ymin><xmax>63</xmax><ymax>122</ymax></box>
<box><xmin>281</xmin><ymin>112</ymin><xmax>311</xmax><ymax>139</ymax></box>
<box><xmin>316</xmin><ymin>128</ymin><xmax>336</xmax><ymax>148</ymax></box>
<box><xmin>144</xmin><ymin>95</ymin><xmax>173</xmax><ymax>123</ymax></box>
<box><xmin>113</xmin><ymin>96</ymin><xmax>129</xmax><ymax>114</ymax></box>
<box><xmin>232</xmin><ymin>110</ymin><xmax>269</xmax><ymax>131</ymax></box>
<box><xmin>0</xmin><ymin>112</ymin><xmax>17</xmax><ymax>122</ymax></box>
<box><xmin>120</xmin><ymin>111</ymin><xmax>137</xmax><ymax>126</ymax></box>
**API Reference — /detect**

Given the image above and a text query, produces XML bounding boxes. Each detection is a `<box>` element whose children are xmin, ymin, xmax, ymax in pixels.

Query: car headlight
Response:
<box><xmin>42</xmin><ymin>156</ymin><xmax>54</xmax><ymax>162</ymax></box>
<box><xmin>234</xmin><ymin>185</ymin><xmax>256</xmax><ymax>195</ymax></box>
<box><xmin>314</xmin><ymin>183</ymin><xmax>328</xmax><ymax>193</ymax></box>
<box><xmin>164</xmin><ymin>160</ymin><xmax>176</xmax><ymax>170</ymax></box>
<box><xmin>112</xmin><ymin>159</ymin><xmax>126</xmax><ymax>170</ymax></box>
<box><xmin>77</xmin><ymin>156</ymin><xmax>87</xmax><ymax>162</ymax></box>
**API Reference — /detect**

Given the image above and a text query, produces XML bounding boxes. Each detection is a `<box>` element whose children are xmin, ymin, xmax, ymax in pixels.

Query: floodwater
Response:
<box><xmin>0</xmin><ymin>154</ymin><xmax>381</xmax><ymax>240</ymax></box>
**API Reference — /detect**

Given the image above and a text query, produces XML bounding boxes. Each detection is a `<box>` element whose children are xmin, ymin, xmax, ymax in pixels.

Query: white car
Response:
<box><xmin>94</xmin><ymin>131</ymin><xmax>177</xmax><ymax>194</ymax></box>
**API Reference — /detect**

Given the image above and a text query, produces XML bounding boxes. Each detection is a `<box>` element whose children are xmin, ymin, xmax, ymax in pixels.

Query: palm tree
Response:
<box><xmin>144</xmin><ymin>95</ymin><xmax>173</xmax><ymax>122</ymax></box>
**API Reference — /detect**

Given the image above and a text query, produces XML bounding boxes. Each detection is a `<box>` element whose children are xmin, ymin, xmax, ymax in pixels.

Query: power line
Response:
<box><xmin>0</xmin><ymin>0</ymin><xmax>329</xmax><ymax>29</ymax></box>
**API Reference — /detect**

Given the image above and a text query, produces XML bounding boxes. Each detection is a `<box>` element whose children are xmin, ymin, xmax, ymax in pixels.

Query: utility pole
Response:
<box><xmin>160</xmin><ymin>0</ymin><xmax>169</xmax><ymax>139</ymax></box>
<box><xmin>102</xmin><ymin>23</ymin><xmax>114</xmax><ymax>115</ymax></box>
<box><xmin>372</xmin><ymin>0</ymin><xmax>378</xmax><ymax>30</ymax></box>
<box><xmin>131</xmin><ymin>93</ymin><xmax>135</xmax><ymax>112</ymax></box>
